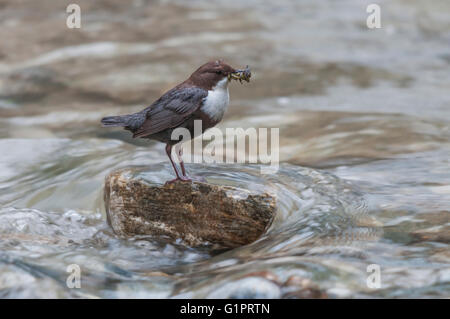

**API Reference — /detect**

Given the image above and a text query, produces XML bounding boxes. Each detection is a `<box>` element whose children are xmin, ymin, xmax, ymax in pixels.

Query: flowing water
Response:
<box><xmin>0</xmin><ymin>0</ymin><xmax>449</xmax><ymax>298</ymax></box>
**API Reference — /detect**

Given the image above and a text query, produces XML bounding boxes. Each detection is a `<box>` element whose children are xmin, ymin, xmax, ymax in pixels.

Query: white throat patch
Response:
<box><xmin>201</xmin><ymin>77</ymin><xmax>230</xmax><ymax>122</ymax></box>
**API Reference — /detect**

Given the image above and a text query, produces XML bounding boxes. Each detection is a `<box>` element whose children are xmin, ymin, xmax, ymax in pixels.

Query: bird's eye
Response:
<box><xmin>216</xmin><ymin>70</ymin><xmax>222</xmax><ymax>74</ymax></box>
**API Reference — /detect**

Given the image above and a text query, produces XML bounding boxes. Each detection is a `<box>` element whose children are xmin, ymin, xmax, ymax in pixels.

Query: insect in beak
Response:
<box><xmin>228</xmin><ymin>65</ymin><xmax>251</xmax><ymax>83</ymax></box>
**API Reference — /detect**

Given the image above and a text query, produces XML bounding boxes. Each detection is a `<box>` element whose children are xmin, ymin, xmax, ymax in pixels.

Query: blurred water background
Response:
<box><xmin>0</xmin><ymin>0</ymin><xmax>448</xmax><ymax>298</ymax></box>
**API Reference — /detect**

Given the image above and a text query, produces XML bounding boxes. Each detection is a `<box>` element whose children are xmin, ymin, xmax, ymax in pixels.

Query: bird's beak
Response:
<box><xmin>228</xmin><ymin>65</ymin><xmax>251</xmax><ymax>83</ymax></box>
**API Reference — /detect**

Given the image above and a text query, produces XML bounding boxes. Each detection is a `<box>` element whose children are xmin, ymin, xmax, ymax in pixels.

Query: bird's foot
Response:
<box><xmin>165</xmin><ymin>176</ymin><xmax>192</xmax><ymax>185</ymax></box>
<box><xmin>164</xmin><ymin>175</ymin><xmax>206</xmax><ymax>185</ymax></box>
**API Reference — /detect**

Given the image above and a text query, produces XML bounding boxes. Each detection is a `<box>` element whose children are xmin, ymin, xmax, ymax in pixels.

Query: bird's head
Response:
<box><xmin>189</xmin><ymin>60</ymin><xmax>251</xmax><ymax>89</ymax></box>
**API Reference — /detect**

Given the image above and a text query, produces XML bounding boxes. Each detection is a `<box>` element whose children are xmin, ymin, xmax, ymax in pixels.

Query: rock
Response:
<box><xmin>104</xmin><ymin>167</ymin><xmax>276</xmax><ymax>249</ymax></box>
<box><xmin>411</xmin><ymin>225</ymin><xmax>450</xmax><ymax>244</ymax></box>
<box><xmin>281</xmin><ymin>275</ymin><xmax>328</xmax><ymax>299</ymax></box>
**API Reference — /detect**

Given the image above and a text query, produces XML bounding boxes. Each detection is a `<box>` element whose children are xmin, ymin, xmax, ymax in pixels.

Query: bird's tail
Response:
<box><xmin>101</xmin><ymin>115</ymin><xmax>129</xmax><ymax>127</ymax></box>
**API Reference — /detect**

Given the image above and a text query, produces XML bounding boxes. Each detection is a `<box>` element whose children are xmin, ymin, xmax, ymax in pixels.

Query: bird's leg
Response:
<box><xmin>173</xmin><ymin>143</ymin><xmax>208</xmax><ymax>183</ymax></box>
<box><xmin>165</xmin><ymin>144</ymin><xmax>191</xmax><ymax>184</ymax></box>
<box><xmin>174</xmin><ymin>144</ymin><xmax>207</xmax><ymax>183</ymax></box>
<box><xmin>175</xmin><ymin>143</ymin><xmax>188</xmax><ymax>177</ymax></box>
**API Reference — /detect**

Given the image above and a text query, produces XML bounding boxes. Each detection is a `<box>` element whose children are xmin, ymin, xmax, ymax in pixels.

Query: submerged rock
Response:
<box><xmin>104</xmin><ymin>167</ymin><xmax>276</xmax><ymax>249</ymax></box>
<box><xmin>281</xmin><ymin>275</ymin><xmax>328</xmax><ymax>299</ymax></box>
<box><xmin>411</xmin><ymin>225</ymin><xmax>450</xmax><ymax>244</ymax></box>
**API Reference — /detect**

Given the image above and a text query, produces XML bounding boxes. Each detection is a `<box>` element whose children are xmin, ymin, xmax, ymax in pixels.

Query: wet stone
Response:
<box><xmin>411</xmin><ymin>225</ymin><xmax>450</xmax><ymax>244</ymax></box>
<box><xmin>104</xmin><ymin>167</ymin><xmax>276</xmax><ymax>249</ymax></box>
<box><xmin>281</xmin><ymin>275</ymin><xmax>328</xmax><ymax>299</ymax></box>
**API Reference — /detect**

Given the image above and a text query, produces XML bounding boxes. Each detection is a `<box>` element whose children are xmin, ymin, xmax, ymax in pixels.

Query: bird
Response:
<box><xmin>101</xmin><ymin>60</ymin><xmax>251</xmax><ymax>183</ymax></box>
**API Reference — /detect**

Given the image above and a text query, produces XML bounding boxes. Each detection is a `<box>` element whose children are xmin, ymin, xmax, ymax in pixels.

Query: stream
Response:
<box><xmin>0</xmin><ymin>0</ymin><xmax>448</xmax><ymax>298</ymax></box>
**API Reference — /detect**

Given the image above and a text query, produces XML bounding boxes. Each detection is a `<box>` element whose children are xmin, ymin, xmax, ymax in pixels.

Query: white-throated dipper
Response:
<box><xmin>101</xmin><ymin>60</ymin><xmax>251</xmax><ymax>183</ymax></box>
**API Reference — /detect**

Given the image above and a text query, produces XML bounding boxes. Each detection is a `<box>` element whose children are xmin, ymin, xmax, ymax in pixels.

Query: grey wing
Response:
<box><xmin>133</xmin><ymin>87</ymin><xmax>207</xmax><ymax>138</ymax></box>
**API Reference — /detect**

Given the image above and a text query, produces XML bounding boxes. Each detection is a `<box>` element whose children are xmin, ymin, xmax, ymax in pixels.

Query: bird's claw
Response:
<box><xmin>165</xmin><ymin>176</ymin><xmax>192</xmax><ymax>185</ymax></box>
<box><xmin>164</xmin><ymin>175</ymin><xmax>206</xmax><ymax>185</ymax></box>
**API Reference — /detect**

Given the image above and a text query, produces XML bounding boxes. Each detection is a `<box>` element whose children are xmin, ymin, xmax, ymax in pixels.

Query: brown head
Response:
<box><xmin>187</xmin><ymin>60</ymin><xmax>239</xmax><ymax>90</ymax></box>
